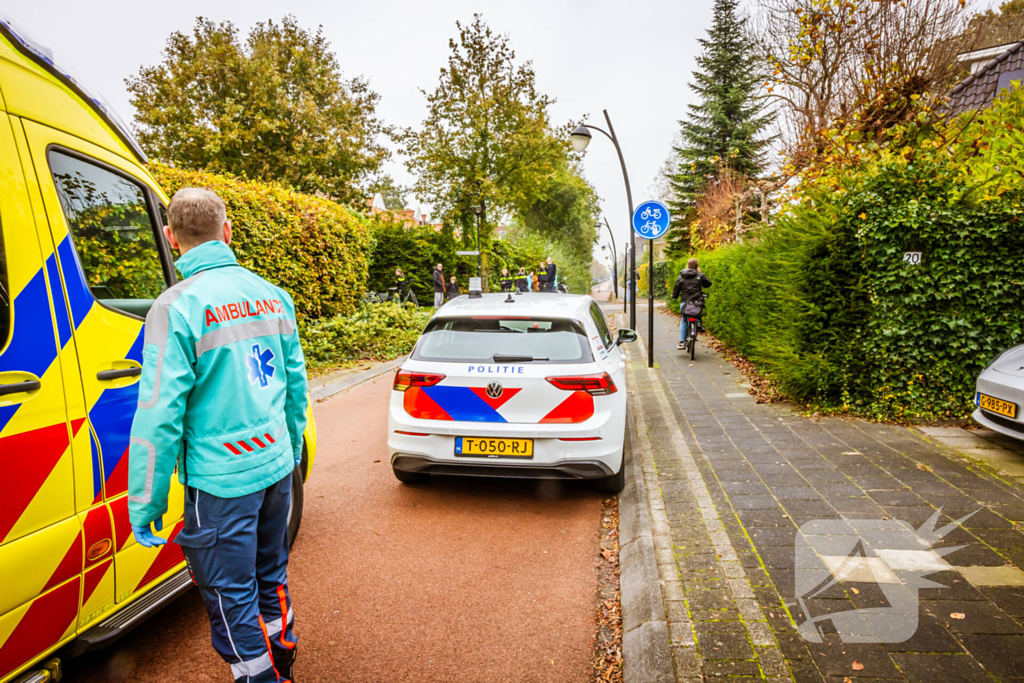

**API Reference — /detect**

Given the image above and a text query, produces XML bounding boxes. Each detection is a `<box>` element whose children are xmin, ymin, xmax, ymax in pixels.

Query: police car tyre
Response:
<box><xmin>287</xmin><ymin>463</ymin><xmax>304</xmax><ymax>548</ymax></box>
<box><xmin>593</xmin><ymin>460</ymin><xmax>625</xmax><ymax>493</ymax></box>
<box><xmin>393</xmin><ymin>466</ymin><xmax>430</xmax><ymax>484</ymax></box>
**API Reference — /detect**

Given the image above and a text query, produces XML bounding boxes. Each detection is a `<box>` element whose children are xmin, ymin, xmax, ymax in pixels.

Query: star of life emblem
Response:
<box><xmin>246</xmin><ymin>343</ymin><xmax>276</xmax><ymax>388</ymax></box>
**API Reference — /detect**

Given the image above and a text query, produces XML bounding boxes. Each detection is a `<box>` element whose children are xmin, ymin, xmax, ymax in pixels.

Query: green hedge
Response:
<box><xmin>151</xmin><ymin>164</ymin><xmax>371</xmax><ymax>322</ymax></box>
<box><xmin>300</xmin><ymin>302</ymin><xmax>430</xmax><ymax>371</ymax></box>
<box><xmin>674</xmin><ymin>89</ymin><xmax>1024</xmax><ymax>421</ymax></box>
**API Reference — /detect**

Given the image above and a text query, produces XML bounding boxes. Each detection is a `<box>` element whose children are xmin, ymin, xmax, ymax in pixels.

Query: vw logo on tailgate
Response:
<box><xmin>486</xmin><ymin>381</ymin><xmax>503</xmax><ymax>399</ymax></box>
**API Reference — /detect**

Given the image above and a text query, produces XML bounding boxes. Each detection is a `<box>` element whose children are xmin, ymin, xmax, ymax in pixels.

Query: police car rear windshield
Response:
<box><xmin>412</xmin><ymin>317</ymin><xmax>593</xmax><ymax>364</ymax></box>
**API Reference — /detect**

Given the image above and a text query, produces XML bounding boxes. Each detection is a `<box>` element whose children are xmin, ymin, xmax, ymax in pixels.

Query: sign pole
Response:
<box><xmin>648</xmin><ymin>238</ymin><xmax>654</xmax><ymax>368</ymax></box>
<box><xmin>630</xmin><ymin>200</ymin><xmax>671</xmax><ymax>371</ymax></box>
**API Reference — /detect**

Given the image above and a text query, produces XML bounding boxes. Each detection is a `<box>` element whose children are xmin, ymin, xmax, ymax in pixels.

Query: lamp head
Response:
<box><xmin>570</xmin><ymin>124</ymin><xmax>592</xmax><ymax>152</ymax></box>
<box><xmin>472</xmin><ymin>205</ymin><xmax>483</xmax><ymax>216</ymax></box>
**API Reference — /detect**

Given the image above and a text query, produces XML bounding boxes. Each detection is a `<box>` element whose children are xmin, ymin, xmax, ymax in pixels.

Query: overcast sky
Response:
<box><xmin>9</xmin><ymin>0</ymin><xmax>722</xmax><ymax>260</ymax></box>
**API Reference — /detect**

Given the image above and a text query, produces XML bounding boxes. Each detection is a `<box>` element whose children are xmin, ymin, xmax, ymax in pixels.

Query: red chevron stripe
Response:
<box><xmin>109</xmin><ymin>496</ymin><xmax>132</xmax><ymax>551</ymax></box>
<box><xmin>237</xmin><ymin>440</ymin><xmax>254</xmax><ymax>453</ymax></box>
<box><xmin>264</xmin><ymin>432</ymin><xmax>275</xmax><ymax>444</ymax></box>
<box><xmin>82</xmin><ymin>558</ymin><xmax>112</xmax><ymax>606</ymax></box>
<box><xmin>0</xmin><ymin>419</ymin><xmax>83</xmax><ymax>542</ymax></box>
<box><xmin>224</xmin><ymin>442</ymin><xmax>242</xmax><ymax>455</ymax></box>
<box><xmin>252</xmin><ymin>436</ymin><xmax>267</xmax><ymax>449</ymax></box>
<box><xmin>41</xmin><ymin>531</ymin><xmax>82</xmax><ymax>593</ymax></box>
<box><xmin>0</xmin><ymin>578</ymin><xmax>79</xmax><ymax>674</ymax></box>
<box><xmin>539</xmin><ymin>391</ymin><xmax>595</xmax><ymax>424</ymax></box>
<box><xmin>402</xmin><ymin>387</ymin><xmax>452</xmax><ymax>420</ymax></box>
<box><xmin>103</xmin><ymin>445</ymin><xmax>130</xmax><ymax>497</ymax></box>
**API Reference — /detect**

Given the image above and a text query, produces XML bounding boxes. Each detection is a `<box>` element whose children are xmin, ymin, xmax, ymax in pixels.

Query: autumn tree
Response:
<box><xmin>669</xmin><ymin>0</ymin><xmax>772</xmax><ymax>216</ymax></box>
<box><xmin>127</xmin><ymin>16</ymin><xmax>389</xmax><ymax>204</ymax></box>
<box><xmin>401</xmin><ymin>15</ymin><xmax>568</xmax><ymax>245</ymax></box>
<box><xmin>752</xmin><ymin>0</ymin><xmax>974</xmax><ymax>161</ymax></box>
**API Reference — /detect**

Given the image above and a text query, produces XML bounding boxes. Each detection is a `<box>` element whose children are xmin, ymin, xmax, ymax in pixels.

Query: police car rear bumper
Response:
<box><xmin>391</xmin><ymin>454</ymin><xmax>613</xmax><ymax>480</ymax></box>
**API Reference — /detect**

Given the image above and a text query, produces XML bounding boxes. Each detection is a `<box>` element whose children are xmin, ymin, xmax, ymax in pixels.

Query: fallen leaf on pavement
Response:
<box><xmin>950</xmin><ymin>612</ymin><xmax>966</xmax><ymax>619</ymax></box>
<box><xmin>850</xmin><ymin>587</ymin><xmax>860</xmax><ymax>594</ymax></box>
<box><xmin>852</xmin><ymin>661</ymin><xmax>864</xmax><ymax>671</ymax></box>
<box><xmin>844</xmin><ymin>678</ymin><xmax>853</xmax><ymax>683</ymax></box>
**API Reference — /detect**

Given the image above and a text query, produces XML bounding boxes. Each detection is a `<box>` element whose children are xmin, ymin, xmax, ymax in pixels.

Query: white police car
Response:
<box><xmin>387</xmin><ymin>292</ymin><xmax>637</xmax><ymax>492</ymax></box>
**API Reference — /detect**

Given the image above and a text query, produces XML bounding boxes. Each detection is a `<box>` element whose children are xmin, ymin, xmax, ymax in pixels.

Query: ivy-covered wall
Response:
<box><xmin>671</xmin><ymin>88</ymin><xmax>1024</xmax><ymax>421</ymax></box>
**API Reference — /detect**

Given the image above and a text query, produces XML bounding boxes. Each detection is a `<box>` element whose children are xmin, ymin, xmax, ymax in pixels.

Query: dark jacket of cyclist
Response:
<box><xmin>672</xmin><ymin>267</ymin><xmax>712</xmax><ymax>303</ymax></box>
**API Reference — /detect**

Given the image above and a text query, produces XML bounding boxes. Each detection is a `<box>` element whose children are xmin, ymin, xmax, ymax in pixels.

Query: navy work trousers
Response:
<box><xmin>175</xmin><ymin>475</ymin><xmax>296</xmax><ymax>683</ymax></box>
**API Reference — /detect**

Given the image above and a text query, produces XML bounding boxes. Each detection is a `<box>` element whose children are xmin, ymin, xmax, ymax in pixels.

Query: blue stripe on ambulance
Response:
<box><xmin>0</xmin><ymin>269</ymin><xmax>59</xmax><ymax>434</ymax></box>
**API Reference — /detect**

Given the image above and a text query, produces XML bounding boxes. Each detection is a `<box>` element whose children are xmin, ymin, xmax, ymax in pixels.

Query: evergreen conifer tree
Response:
<box><xmin>666</xmin><ymin>0</ymin><xmax>772</xmax><ymax>252</ymax></box>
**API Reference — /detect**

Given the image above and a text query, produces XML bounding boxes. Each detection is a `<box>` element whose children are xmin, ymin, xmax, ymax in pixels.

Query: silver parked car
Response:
<box><xmin>974</xmin><ymin>345</ymin><xmax>1024</xmax><ymax>439</ymax></box>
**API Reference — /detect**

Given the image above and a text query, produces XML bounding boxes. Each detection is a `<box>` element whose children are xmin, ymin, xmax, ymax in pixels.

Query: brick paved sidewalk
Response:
<box><xmin>620</xmin><ymin>305</ymin><xmax>1024</xmax><ymax>682</ymax></box>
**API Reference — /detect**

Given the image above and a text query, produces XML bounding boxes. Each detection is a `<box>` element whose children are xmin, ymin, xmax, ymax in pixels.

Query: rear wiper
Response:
<box><xmin>493</xmin><ymin>354</ymin><xmax>549</xmax><ymax>363</ymax></box>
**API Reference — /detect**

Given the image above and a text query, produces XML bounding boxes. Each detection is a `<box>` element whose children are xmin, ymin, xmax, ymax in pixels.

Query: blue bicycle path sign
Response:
<box><xmin>631</xmin><ymin>200</ymin><xmax>671</xmax><ymax>240</ymax></box>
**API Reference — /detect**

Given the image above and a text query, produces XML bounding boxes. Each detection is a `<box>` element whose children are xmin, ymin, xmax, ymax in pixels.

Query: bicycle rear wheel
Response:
<box><xmin>689</xmin><ymin>330</ymin><xmax>696</xmax><ymax>360</ymax></box>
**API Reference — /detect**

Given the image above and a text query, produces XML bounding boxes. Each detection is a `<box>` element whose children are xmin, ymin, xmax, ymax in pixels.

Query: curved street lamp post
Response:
<box><xmin>598</xmin><ymin>217</ymin><xmax>618</xmax><ymax>301</ymax></box>
<box><xmin>571</xmin><ymin>110</ymin><xmax>636</xmax><ymax>331</ymax></box>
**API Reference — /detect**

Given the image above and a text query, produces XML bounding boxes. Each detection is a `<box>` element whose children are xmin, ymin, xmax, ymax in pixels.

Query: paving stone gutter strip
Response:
<box><xmin>309</xmin><ymin>355</ymin><xmax>408</xmax><ymax>402</ymax></box>
<box><xmin>620</xmin><ymin>396</ymin><xmax>676</xmax><ymax>683</ymax></box>
<box><xmin>625</xmin><ymin>339</ymin><xmax>792</xmax><ymax>682</ymax></box>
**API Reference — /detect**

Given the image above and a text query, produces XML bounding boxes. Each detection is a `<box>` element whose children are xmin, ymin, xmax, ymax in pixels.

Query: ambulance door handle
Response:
<box><xmin>97</xmin><ymin>367</ymin><xmax>142</xmax><ymax>380</ymax></box>
<box><xmin>0</xmin><ymin>379</ymin><xmax>41</xmax><ymax>396</ymax></box>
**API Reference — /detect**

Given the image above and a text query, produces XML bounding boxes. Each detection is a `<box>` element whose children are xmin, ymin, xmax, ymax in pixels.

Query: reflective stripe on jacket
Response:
<box><xmin>127</xmin><ymin>241</ymin><xmax>309</xmax><ymax>526</ymax></box>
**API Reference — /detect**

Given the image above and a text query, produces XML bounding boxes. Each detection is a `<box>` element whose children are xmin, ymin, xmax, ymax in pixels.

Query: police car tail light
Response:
<box><xmin>393</xmin><ymin>370</ymin><xmax>446</xmax><ymax>392</ymax></box>
<box><xmin>545</xmin><ymin>372</ymin><xmax>617</xmax><ymax>396</ymax></box>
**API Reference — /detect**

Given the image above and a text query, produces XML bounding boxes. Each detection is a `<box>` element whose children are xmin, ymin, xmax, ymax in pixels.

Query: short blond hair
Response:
<box><xmin>167</xmin><ymin>188</ymin><xmax>227</xmax><ymax>248</ymax></box>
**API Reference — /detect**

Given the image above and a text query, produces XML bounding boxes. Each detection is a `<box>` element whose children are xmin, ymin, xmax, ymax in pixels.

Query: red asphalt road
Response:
<box><xmin>65</xmin><ymin>376</ymin><xmax>604</xmax><ymax>683</ymax></box>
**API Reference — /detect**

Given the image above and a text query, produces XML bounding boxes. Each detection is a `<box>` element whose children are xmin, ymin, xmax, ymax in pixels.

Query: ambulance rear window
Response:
<box><xmin>412</xmin><ymin>316</ymin><xmax>593</xmax><ymax>364</ymax></box>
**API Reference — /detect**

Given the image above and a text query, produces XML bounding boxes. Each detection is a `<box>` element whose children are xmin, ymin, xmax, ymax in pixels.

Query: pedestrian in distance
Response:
<box><xmin>529</xmin><ymin>270</ymin><xmax>538</xmax><ymax>292</ymax></box>
<box><xmin>499</xmin><ymin>267</ymin><xmax>513</xmax><ymax>292</ymax></box>
<box><xmin>544</xmin><ymin>256</ymin><xmax>558</xmax><ymax>292</ymax></box>
<box><xmin>537</xmin><ymin>261</ymin><xmax>548</xmax><ymax>291</ymax></box>
<box><xmin>432</xmin><ymin>263</ymin><xmax>446</xmax><ymax>308</ymax></box>
<box><xmin>395</xmin><ymin>268</ymin><xmax>418</xmax><ymax>306</ymax></box>
<box><xmin>447</xmin><ymin>276</ymin><xmax>461</xmax><ymax>300</ymax></box>
<box><xmin>515</xmin><ymin>267</ymin><xmax>529</xmax><ymax>293</ymax></box>
<box><xmin>673</xmin><ymin>257</ymin><xmax>712</xmax><ymax>349</ymax></box>
<box><xmin>127</xmin><ymin>188</ymin><xmax>306</xmax><ymax>683</ymax></box>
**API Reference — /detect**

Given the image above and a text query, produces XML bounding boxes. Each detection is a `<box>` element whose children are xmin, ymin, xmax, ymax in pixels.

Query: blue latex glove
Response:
<box><xmin>295</xmin><ymin>456</ymin><xmax>302</xmax><ymax>468</ymax></box>
<box><xmin>132</xmin><ymin>518</ymin><xmax>167</xmax><ymax>547</ymax></box>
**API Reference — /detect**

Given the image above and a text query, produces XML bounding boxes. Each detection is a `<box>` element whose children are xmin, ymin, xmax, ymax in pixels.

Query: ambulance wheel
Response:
<box><xmin>287</xmin><ymin>464</ymin><xmax>304</xmax><ymax>548</ymax></box>
<box><xmin>393</xmin><ymin>467</ymin><xmax>429</xmax><ymax>484</ymax></box>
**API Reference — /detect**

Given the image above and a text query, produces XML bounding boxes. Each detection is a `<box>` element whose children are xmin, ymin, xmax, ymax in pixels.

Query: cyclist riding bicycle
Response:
<box><xmin>672</xmin><ymin>258</ymin><xmax>712</xmax><ymax>350</ymax></box>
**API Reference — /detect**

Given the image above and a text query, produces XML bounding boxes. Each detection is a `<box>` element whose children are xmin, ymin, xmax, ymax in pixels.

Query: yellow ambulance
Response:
<box><xmin>0</xmin><ymin>18</ymin><xmax>317</xmax><ymax>683</ymax></box>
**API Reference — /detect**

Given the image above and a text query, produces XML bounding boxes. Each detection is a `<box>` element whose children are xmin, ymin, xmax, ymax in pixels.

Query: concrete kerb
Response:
<box><xmin>309</xmin><ymin>355</ymin><xmax>408</xmax><ymax>402</ymax></box>
<box><xmin>618</xmin><ymin>335</ymin><xmax>675</xmax><ymax>683</ymax></box>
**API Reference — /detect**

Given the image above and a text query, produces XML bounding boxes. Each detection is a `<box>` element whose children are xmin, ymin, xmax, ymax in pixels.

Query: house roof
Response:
<box><xmin>948</xmin><ymin>39</ymin><xmax>1024</xmax><ymax>114</ymax></box>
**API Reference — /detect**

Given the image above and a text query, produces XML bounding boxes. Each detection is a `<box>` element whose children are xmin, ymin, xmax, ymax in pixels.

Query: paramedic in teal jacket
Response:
<box><xmin>128</xmin><ymin>188</ymin><xmax>308</xmax><ymax>683</ymax></box>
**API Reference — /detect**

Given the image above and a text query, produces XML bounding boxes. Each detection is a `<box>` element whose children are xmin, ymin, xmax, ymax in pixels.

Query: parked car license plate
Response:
<box><xmin>977</xmin><ymin>392</ymin><xmax>1017</xmax><ymax>419</ymax></box>
<box><xmin>455</xmin><ymin>437</ymin><xmax>533</xmax><ymax>458</ymax></box>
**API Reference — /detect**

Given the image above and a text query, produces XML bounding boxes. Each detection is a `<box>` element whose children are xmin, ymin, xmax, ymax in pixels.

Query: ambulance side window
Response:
<box><xmin>0</xmin><ymin>221</ymin><xmax>8</xmax><ymax>350</ymax></box>
<box><xmin>48</xmin><ymin>150</ymin><xmax>167</xmax><ymax>318</ymax></box>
